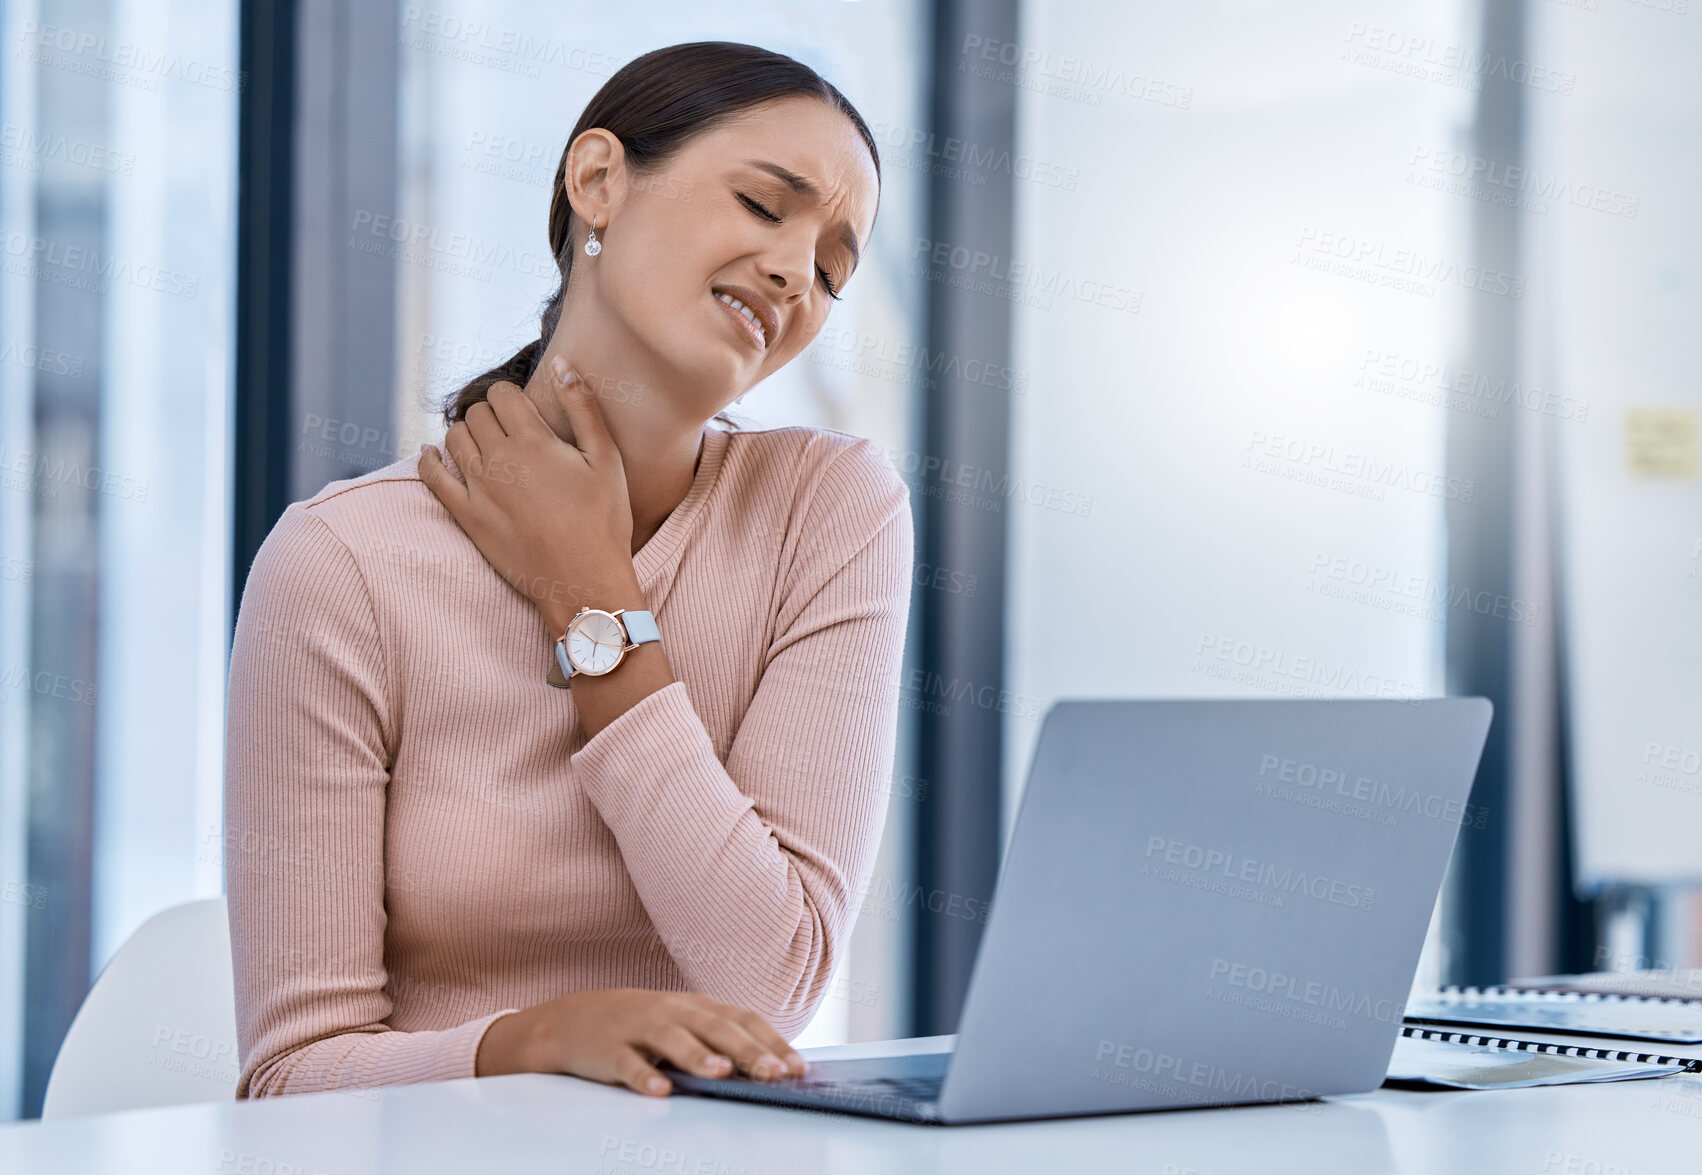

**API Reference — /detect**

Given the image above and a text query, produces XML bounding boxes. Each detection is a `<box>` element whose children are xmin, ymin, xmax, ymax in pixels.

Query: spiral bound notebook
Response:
<box><xmin>1403</xmin><ymin>984</ymin><xmax>1702</xmax><ymax>1044</ymax></box>
<box><xmin>1386</xmin><ymin>1025</ymin><xmax>1698</xmax><ymax>1090</ymax></box>
<box><xmin>1508</xmin><ymin>970</ymin><xmax>1702</xmax><ymax>1003</ymax></box>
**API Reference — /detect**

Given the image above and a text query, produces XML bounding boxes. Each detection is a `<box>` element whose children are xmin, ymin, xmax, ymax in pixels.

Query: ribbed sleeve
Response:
<box><xmin>570</xmin><ymin>443</ymin><xmax>913</xmax><ymax>1035</ymax></box>
<box><xmin>224</xmin><ymin>506</ymin><xmax>518</xmax><ymax>1097</ymax></box>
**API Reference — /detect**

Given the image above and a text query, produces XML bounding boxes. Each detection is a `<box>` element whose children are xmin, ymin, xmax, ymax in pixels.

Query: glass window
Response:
<box><xmin>0</xmin><ymin>0</ymin><xmax>239</xmax><ymax>1119</ymax></box>
<box><xmin>1004</xmin><ymin>0</ymin><xmax>1479</xmax><ymax>982</ymax></box>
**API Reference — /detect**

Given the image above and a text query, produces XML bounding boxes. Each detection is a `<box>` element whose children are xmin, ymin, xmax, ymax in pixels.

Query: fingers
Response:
<box><xmin>549</xmin><ymin>355</ymin><xmax>616</xmax><ymax>464</ymax></box>
<box><xmin>643</xmin><ymin>1022</ymin><xmax>736</xmax><ymax>1081</ymax></box>
<box><xmin>541</xmin><ymin>353</ymin><xmax>581</xmax><ymax>403</ymax></box>
<box><xmin>678</xmin><ymin>1007</ymin><xmax>797</xmax><ymax>1081</ymax></box>
<box><xmin>417</xmin><ymin>444</ymin><xmax>469</xmax><ymax>515</ymax></box>
<box><xmin>443</xmin><ymin>420</ymin><xmax>482</xmax><ymax>481</ymax></box>
<box><xmin>614</xmin><ymin>1046</ymin><xmax>675</xmax><ymax>1098</ymax></box>
<box><xmin>463</xmin><ymin>398</ymin><xmax>507</xmax><ymax>454</ymax></box>
<box><xmin>708</xmin><ymin>1000</ymin><xmax>805</xmax><ymax>1074</ymax></box>
<box><xmin>486</xmin><ymin>380</ymin><xmax>546</xmax><ymax>438</ymax></box>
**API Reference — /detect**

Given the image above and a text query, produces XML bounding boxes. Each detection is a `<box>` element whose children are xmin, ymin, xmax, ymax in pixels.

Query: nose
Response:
<box><xmin>763</xmin><ymin>232</ymin><xmax>816</xmax><ymax>298</ymax></box>
<box><xmin>767</xmin><ymin>262</ymin><xmax>808</xmax><ymax>299</ymax></box>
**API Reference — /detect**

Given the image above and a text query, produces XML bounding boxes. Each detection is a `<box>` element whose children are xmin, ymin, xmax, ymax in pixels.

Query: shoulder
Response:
<box><xmin>722</xmin><ymin>424</ymin><xmax>910</xmax><ymax>530</ymax></box>
<box><xmin>244</xmin><ymin>454</ymin><xmax>463</xmax><ymax>601</ymax></box>
<box><xmin>295</xmin><ymin>452</ymin><xmax>449</xmax><ymax>541</ymax></box>
<box><xmin>721</xmin><ymin>426</ymin><xmax>913</xmax><ymax>608</ymax></box>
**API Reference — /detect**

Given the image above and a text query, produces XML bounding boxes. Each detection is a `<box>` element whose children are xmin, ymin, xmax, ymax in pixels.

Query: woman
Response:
<box><xmin>225</xmin><ymin>41</ymin><xmax>910</xmax><ymax>1101</ymax></box>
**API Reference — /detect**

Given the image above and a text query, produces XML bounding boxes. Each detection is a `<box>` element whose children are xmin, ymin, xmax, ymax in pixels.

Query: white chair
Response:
<box><xmin>42</xmin><ymin>897</ymin><xmax>238</xmax><ymax>1120</ymax></box>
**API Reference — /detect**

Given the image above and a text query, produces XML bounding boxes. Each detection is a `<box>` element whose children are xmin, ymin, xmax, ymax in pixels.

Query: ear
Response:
<box><xmin>563</xmin><ymin>127</ymin><xmax>629</xmax><ymax>243</ymax></box>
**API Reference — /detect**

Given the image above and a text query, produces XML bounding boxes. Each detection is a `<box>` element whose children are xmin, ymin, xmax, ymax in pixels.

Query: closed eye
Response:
<box><xmin>738</xmin><ymin>192</ymin><xmax>844</xmax><ymax>301</ymax></box>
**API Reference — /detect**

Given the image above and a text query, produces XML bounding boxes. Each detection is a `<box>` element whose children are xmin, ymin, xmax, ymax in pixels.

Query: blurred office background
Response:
<box><xmin>1</xmin><ymin>0</ymin><xmax>1697</xmax><ymax>1122</ymax></box>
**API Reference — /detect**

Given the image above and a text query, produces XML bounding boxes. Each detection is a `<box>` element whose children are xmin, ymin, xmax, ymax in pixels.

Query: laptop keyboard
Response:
<box><xmin>791</xmin><ymin>1074</ymin><xmax>942</xmax><ymax>1101</ymax></box>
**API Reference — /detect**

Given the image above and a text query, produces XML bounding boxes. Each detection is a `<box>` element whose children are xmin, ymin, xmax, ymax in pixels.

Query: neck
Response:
<box><xmin>519</xmin><ymin>316</ymin><xmax>710</xmax><ymax>559</ymax></box>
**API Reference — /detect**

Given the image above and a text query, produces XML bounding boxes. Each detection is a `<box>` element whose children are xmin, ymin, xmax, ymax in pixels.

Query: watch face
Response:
<box><xmin>566</xmin><ymin>610</ymin><xmax>625</xmax><ymax>675</ymax></box>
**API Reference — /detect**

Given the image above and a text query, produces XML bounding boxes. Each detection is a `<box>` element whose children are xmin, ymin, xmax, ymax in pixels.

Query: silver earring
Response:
<box><xmin>584</xmin><ymin>222</ymin><xmax>601</xmax><ymax>257</ymax></box>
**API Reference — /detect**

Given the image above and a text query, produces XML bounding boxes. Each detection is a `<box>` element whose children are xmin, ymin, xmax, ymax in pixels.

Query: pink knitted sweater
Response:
<box><xmin>223</xmin><ymin>423</ymin><xmax>913</xmax><ymax>1098</ymax></box>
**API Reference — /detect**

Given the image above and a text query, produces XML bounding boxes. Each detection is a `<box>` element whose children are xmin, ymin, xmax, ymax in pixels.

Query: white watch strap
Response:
<box><xmin>618</xmin><ymin>609</ymin><xmax>661</xmax><ymax>645</ymax></box>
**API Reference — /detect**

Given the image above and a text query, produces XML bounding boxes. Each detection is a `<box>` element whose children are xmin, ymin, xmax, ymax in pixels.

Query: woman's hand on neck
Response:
<box><xmin>522</xmin><ymin>337</ymin><xmax>708</xmax><ymax>558</ymax></box>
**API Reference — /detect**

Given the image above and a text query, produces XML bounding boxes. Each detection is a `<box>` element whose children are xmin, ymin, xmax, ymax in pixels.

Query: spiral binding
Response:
<box><xmin>1398</xmin><ymin>1024</ymin><xmax>1702</xmax><ymax>1072</ymax></box>
<box><xmin>1442</xmin><ymin>983</ymin><xmax>1702</xmax><ymax>1008</ymax></box>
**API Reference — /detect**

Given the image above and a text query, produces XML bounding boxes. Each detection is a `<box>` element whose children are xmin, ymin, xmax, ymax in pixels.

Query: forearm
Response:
<box><xmin>245</xmin><ymin>1011</ymin><xmax>517</xmax><ymax>1097</ymax></box>
<box><xmin>570</xmin><ymin>682</ymin><xmax>883</xmax><ymax>1034</ymax></box>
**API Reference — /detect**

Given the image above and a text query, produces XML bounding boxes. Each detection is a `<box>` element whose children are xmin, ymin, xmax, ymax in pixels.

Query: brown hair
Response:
<box><xmin>441</xmin><ymin>41</ymin><xmax>882</xmax><ymax>427</ymax></box>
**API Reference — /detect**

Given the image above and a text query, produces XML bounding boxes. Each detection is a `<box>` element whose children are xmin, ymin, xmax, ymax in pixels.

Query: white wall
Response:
<box><xmin>1528</xmin><ymin>0</ymin><xmax>1702</xmax><ymax>888</ymax></box>
<box><xmin>1004</xmin><ymin>1</ymin><xmax>1481</xmax><ymax>835</ymax></box>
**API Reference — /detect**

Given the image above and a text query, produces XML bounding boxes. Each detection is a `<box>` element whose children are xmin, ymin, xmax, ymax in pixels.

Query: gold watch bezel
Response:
<box><xmin>561</xmin><ymin>606</ymin><xmax>633</xmax><ymax>677</ymax></box>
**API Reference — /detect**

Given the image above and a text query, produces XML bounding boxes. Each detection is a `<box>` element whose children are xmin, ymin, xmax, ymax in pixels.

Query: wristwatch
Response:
<box><xmin>547</xmin><ymin>607</ymin><xmax>662</xmax><ymax>688</ymax></box>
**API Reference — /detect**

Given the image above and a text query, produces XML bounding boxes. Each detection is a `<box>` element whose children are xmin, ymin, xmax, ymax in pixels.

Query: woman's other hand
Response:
<box><xmin>419</xmin><ymin>358</ymin><xmax>640</xmax><ymax>637</ymax></box>
<box><xmin>474</xmin><ymin>988</ymin><xmax>808</xmax><ymax>1095</ymax></box>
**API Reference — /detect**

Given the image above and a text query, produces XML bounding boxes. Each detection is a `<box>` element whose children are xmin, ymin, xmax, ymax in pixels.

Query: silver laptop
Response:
<box><xmin>665</xmin><ymin>697</ymin><xmax>1493</xmax><ymax>1125</ymax></box>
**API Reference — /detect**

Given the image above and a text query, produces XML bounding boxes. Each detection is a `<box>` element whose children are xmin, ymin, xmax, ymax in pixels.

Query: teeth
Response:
<box><xmin>715</xmin><ymin>292</ymin><xmax>766</xmax><ymax>345</ymax></box>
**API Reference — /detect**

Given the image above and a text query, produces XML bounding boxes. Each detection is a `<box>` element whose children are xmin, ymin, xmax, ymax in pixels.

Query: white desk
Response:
<box><xmin>4</xmin><ymin>1034</ymin><xmax>1699</xmax><ymax>1174</ymax></box>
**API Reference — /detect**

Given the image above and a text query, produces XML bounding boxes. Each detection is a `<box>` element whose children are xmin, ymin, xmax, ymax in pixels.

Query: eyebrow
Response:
<box><xmin>742</xmin><ymin>158</ymin><xmax>862</xmax><ymax>269</ymax></box>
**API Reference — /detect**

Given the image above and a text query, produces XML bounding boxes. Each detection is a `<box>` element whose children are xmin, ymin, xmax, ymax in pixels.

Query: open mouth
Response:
<box><xmin>712</xmin><ymin>290</ymin><xmax>769</xmax><ymax>351</ymax></box>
